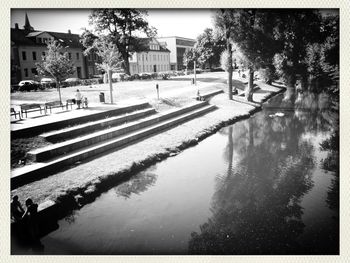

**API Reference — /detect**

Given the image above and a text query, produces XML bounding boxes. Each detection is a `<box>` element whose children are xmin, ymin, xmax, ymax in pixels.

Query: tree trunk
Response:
<box><xmin>56</xmin><ymin>79</ymin><xmax>62</xmax><ymax>104</ymax></box>
<box><xmin>108</xmin><ymin>69</ymin><xmax>114</xmax><ymax>104</ymax></box>
<box><xmin>245</xmin><ymin>67</ymin><xmax>254</xmax><ymax>102</ymax></box>
<box><xmin>228</xmin><ymin>68</ymin><xmax>233</xmax><ymax>100</ymax></box>
<box><xmin>122</xmin><ymin>52</ymin><xmax>130</xmax><ymax>75</ymax></box>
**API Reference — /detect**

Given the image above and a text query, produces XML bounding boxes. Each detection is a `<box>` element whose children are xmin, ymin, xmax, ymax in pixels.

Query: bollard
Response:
<box><xmin>156</xmin><ymin>84</ymin><xmax>159</xmax><ymax>100</ymax></box>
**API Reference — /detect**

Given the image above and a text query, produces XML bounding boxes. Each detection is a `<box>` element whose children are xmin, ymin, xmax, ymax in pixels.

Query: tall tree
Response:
<box><xmin>214</xmin><ymin>10</ymin><xmax>238</xmax><ymax>99</ymax></box>
<box><xmin>272</xmin><ymin>9</ymin><xmax>324</xmax><ymax>98</ymax></box>
<box><xmin>81</xmin><ymin>31</ymin><xmax>123</xmax><ymax>104</ymax></box>
<box><xmin>36</xmin><ymin>40</ymin><xmax>75</xmax><ymax>103</ymax></box>
<box><xmin>183</xmin><ymin>48</ymin><xmax>199</xmax><ymax>72</ymax></box>
<box><xmin>88</xmin><ymin>9</ymin><xmax>155</xmax><ymax>75</ymax></box>
<box><xmin>195</xmin><ymin>28</ymin><xmax>225</xmax><ymax>69</ymax></box>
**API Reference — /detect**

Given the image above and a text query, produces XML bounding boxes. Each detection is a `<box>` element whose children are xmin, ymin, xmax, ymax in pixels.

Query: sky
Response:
<box><xmin>11</xmin><ymin>9</ymin><xmax>215</xmax><ymax>39</ymax></box>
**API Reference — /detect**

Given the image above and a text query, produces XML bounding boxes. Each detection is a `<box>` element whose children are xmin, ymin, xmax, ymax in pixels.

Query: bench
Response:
<box><xmin>20</xmin><ymin>103</ymin><xmax>44</xmax><ymax>118</ymax></box>
<box><xmin>45</xmin><ymin>101</ymin><xmax>64</xmax><ymax>114</ymax></box>
<box><xmin>66</xmin><ymin>99</ymin><xmax>75</xmax><ymax>110</ymax></box>
<box><xmin>11</xmin><ymin>107</ymin><xmax>21</xmax><ymax>119</ymax></box>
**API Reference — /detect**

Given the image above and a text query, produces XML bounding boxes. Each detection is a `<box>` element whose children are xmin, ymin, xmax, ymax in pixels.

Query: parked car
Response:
<box><xmin>112</xmin><ymin>73</ymin><xmax>131</xmax><ymax>82</ymax></box>
<box><xmin>18</xmin><ymin>80</ymin><xmax>41</xmax><ymax>91</ymax></box>
<box><xmin>130</xmin><ymin>74</ymin><xmax>140</xmax><ymax>80</ymax></box>
<box><xmin>40</xmin><ymin>77</ymin><xmax>56</xmax><ymax>88</ymax></box>
<box><xmin>139</xmin><ymin>73</ymin><xmax>152</xmax><ymax>80</ymax></box>
<box><xmin>62</xmin><ymin>77</ymin><xmax>81</xmax><ymax>87</ymax></box>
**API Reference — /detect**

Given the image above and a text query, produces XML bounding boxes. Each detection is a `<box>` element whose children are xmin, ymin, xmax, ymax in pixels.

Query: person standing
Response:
<box><xmin>11</xmin><ymin>195</ymin><xmax>24</xmax><ymax>222</ymax></box>
<box><xmin>22</xmin><ymin>198</ymin><xmax>39</xmax><ymax>242</ymax></box>
<box><xmin>75</xmin><ymin>89</ymin><xmax>82</xmax><ymax>109</ymax></box>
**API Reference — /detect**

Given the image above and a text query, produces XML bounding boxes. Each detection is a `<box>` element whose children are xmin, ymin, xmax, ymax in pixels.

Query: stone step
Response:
<box><xmin>40</xmin><ymin>108</ymin><xmax>157</xmax><ymax>142</ymax></box>
<box><xmin>11</xmin><ymin>104</ymin><xmax>216</xmax><ymax>189</ymax></box>
<box><xmin>11</xmin><ymin>101</ymin><xmax>151</xmax><ymax>138</ymax></box>
<box><xmin>28</xmin><ymin>101</ymin><xmax>208</xmax><ymax>162</ymax></box>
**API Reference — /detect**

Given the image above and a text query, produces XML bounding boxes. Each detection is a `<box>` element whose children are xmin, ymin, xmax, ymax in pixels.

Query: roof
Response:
<box><xmin>156</xmin><ymin>36</ymin><xmax>196</xmax><ymax>42</ymax></box>
<box><xmin>136</xmin><ymin>38</ymin><xmax>170</xmax><ymax>53</ymax></box>
<box><xmin>11</xmin><ymin>28</ymin><xmax>83</xmax><ymax>49</ymax></box>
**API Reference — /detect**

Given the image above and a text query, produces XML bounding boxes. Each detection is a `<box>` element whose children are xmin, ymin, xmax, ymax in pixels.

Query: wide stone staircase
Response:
<box><xmin>11</xmin><ymin>100</ymin><xmax>216</xmax><ymax>189</ymax></box>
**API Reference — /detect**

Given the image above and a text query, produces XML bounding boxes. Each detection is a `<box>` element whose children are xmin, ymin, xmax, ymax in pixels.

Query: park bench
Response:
<box><xmin>66</xmin><ymin>99</ymin><xmax>75</xmax><ymax>110</ymax></box>
<box><xmin>45</xmin><ymin>101</ymin><xmax>65</xmax><ymax>114</ymax></box>
<box><xmin>20</xmin><ymin>103</ymin><xmax>44</xmax><ymax>118</ymax></box>
<box><xmin>11</xmin><ymin>107</ymin><xmax>21</xmax><ymax>119</ymax></box>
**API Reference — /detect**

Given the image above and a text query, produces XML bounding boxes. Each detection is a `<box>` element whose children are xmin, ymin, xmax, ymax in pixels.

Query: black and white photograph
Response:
<box><xmin>7</xmin><ymin>5</ymin><xmax>343</xmax><ymax>258</ymax></box>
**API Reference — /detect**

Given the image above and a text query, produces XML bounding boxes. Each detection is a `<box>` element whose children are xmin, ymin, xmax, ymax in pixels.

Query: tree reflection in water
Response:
<box><xmin>189</xmin><ymin>92</ymin><xmax>339</xmax><ymax>255</ymax></box>
<box><xmin>114</xmin><ymin>172</ymin><xmax>158</xmax><ymax>199</ymax></box>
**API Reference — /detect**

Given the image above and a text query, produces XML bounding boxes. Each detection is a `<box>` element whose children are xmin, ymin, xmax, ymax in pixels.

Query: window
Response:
<box><xmin>32</xmin><ymin>51</ymin><xmax>37</xmax><ymax>60</ymax></box>
<box><xmin>24</xmin><ymin>68</ymin><xmax>28</xmax><ymax>77</ymax></box>
<box><xmin>37</xmin><ymin>38</ymin><xmax>41</xmax><ymax>43</ymax></box>
<box><xmin>68</xmin><ymin>53</ymin><xmax>72</xmax><ymax>59</ymax></box>
<box><xmin>22</xmin><ymin>51</ymin><xmax>26</xmax><ymax>60</ymax></box>
<box><xmin>31</xmin><ymin>68</ymin><xmax>37</xmax><ymax>75</ymax></box>
<box><xmin>76</xmin><ymin>53</ymin><xmax>79</xmax><ymax>60</ymax></box>
<box><xmin>42</xmin><ymin>52</ymin><xmax>46</xmax><ymax>59</ymax></box>
<box><xmin>88</xmin><ymin>54</ymin><xmax>92</xmax><ymax>61</ymax></box>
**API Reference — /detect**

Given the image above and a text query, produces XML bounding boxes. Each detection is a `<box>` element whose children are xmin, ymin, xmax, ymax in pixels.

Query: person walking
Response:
<box><xmin>75</xmin><ymin>89</ymin><xmax>82</xmax><ymax>109</ymax></box>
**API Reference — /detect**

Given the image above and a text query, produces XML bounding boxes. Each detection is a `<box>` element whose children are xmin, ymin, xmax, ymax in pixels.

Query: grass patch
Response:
<box><xmin>11</xmin><ymin>137</ymin><xmax>51</xmax><ymax>168</ymax></box>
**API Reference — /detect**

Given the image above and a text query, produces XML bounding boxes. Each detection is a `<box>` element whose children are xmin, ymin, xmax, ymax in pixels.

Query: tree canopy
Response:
<box><xmin>195</xmin><ymin>28</ymin><xmax>225</xmax><ymax>69</ymax></box>
<box><xmin>81</xmin><ymin>31</ymin><xmax>123</xmax><ymax>103</ymax></box>
<box><xmin>88</xmin><ymin>9</ymin><xmax>156</xmax><ymax>75</ymax></box>
<box><xmin>36</xmin><ymin>40</ymin><xmax>75</xmax><ymax>103</ymax></box>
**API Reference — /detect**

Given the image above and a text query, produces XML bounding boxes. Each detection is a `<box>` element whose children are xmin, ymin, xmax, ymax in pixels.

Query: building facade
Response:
<box><xmin>11</xmin><ymin>14</ymin><xmax>101</xmax><ymax>84</ymax></box>
<box><xmin>156</xmin><ymin>36</ymin><xmax>196</xmax><ymax>71</ymax></box>
<box><xmin>128</xmin><ymin>38</ymin><xmax>171</xmax><ymax>75</ymax></box>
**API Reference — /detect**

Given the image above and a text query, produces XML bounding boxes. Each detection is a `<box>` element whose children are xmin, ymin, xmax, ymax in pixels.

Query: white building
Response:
<box><xmin>11</xmin><ymin>13</ymin><xmax>102</xmax><ymax>84</ymax></box>
<box><xmin>156</xmin><ymin>36</ymin><xmax>196</xmax><ymax>71</ymax></box>
<box><xmin>129</xmin><ymin>38</ymin><xmax>171</xmax><ymax>75</ymax></box>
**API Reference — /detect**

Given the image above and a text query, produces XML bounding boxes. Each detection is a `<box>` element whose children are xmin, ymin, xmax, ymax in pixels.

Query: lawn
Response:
<box><xmin>10</xmin><ymin>72</ymin><xmax>231</xmax><ymax>106</ymax></box>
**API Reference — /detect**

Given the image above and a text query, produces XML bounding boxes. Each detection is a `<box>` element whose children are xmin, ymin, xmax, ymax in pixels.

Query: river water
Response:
<box><xmin>41</xmin><ymin>92</ymin><xmax>339</xmax><ymax>255</ymax></box>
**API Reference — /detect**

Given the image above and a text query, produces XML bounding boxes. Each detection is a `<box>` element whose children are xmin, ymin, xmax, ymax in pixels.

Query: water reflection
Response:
<box><xmin>114</xmin><ymin>172</ymin><xmax>158</xmax><ymax>199</ymax></box>
<box><xmin>189</xmin><ymin>92</ymin><xmax>339</xmax><ymax>254</ymax></box>
<box><xmin>36</xmin><ymin>91</ymin><xmax>339</xmax><ymax>255</ymax></box>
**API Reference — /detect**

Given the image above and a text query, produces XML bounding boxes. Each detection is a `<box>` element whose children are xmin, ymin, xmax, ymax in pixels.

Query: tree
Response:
<box><xmin>81</xmin><ymin>31</ymin><xmax>123</xmax><ymax>104</ymax></box>
<box><xmin>36</xmin><ymin>40</ymin><xmax>75</xmax><ymax>103</ymax></box>
<box><xmin>220</xmin><ymin>43</ymin><xmax>250</xmax><ymax>83</ymax></box>
<box><xmin>195</xmin><ymin>28</ymin><xmax>225</xmax><ymax>69</ymax></box>
<box><xmin>88</xmin><ymin>9</ymin><xmax>155</xmax><ymax>75</ymax></box>
<box><xmin>272</xmin><ymin>10</ymin><xmax>324</xmax><ymax>98</ymax></box>
<box><xmin>214</xmin><ymin>10</ymin><xmax>238</xmax><ymax>99</ymax></box>
<box><xmin>183</xmin><ymin>48</ymin><xmax>199</xmax><ymax>72</ymax></box>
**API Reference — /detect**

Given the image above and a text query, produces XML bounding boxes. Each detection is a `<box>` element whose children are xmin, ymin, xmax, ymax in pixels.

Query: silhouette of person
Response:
<box><xmin>22</xmin><ymin>198</ymin><xmax>39</xmax><ymax>242</ymax></box>
<box><xmin>75</xmin><ymin>89</ymin><xmax>82</xmax><ymax>109</ymax></box>
<box><xmin>11</xmin><ymin>195</ymin><xmax>24</xmax><ymax>222</ymax></box>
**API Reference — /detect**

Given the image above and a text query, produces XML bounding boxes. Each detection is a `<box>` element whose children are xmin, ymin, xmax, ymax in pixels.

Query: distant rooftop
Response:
<box><xmin>156</xmin><ymin>36</ymin><xmax>196</xmax><ymax>42</ymax></box>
